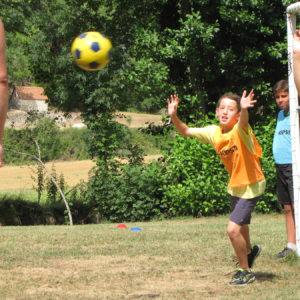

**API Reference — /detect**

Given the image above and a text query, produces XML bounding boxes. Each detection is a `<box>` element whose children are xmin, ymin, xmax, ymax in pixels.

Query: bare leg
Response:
<box><xmin>284</xmin><ymin>204</ymin><xmax>296</xmax><ymax>244</ymax></box>
<box><xmin>227</xmin><ymin>221</ymin><xmax>249</xmax><ymax>271</ymax></box>
<box><xmin>241</xmin><ymin>224</ymin><xmax>251</xmax><ymax>253</ymax></box>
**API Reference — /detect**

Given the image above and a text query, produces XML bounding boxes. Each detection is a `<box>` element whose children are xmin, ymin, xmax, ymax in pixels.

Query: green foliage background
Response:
<box><xmin>2</xmin><ymin>119</ymin><xmax>90</xmax><ymax>164</ymax></box>
<box><xmin>0</xmin><ymin>0</ymin><xmax>295</xmax><ymax>222</ymax></box>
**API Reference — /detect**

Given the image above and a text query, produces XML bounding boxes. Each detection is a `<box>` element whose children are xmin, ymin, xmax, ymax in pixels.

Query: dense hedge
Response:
<box><xmin>157</xmin><ymin>114</ymin><xmax>280</xmax><ymax>218</ymax></box>
<box><xmin>1</xmin><ymin>115</ymin><xmax>282</xmax><ymax>224</ymax></box>
<box><xmin>83</xmin><ymin>114</ymin><xmax>282</xmax><ymax>222</ymax></box>
<box><xmin>0</xmin><ymin>195</ymin><xmax>95</xmax><ymax>226</ymax></box>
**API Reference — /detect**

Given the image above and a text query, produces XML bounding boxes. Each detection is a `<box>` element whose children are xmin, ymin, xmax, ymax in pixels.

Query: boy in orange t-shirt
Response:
<box><xmin>167</xmin><ymin>91</ymin><xmax>265</xmax><ymax>286</ymax></box>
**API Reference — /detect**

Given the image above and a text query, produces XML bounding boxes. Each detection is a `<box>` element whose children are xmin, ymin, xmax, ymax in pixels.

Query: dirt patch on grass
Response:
<box><xmin>0</xmin><ymin>215</ymin><xmax>291</xmax><ymax>299</ymax></box>
<box><xmin>113</xmin><ymin>111</ymin><xmax>165</xmax><ymax>128</ymax></box>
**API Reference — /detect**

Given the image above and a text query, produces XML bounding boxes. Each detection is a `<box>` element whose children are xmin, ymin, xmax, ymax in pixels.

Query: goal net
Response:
<box><xmin>287</xmin><ymin>2</ymin><xmax>300</xmax><ymax>256</ymax></box>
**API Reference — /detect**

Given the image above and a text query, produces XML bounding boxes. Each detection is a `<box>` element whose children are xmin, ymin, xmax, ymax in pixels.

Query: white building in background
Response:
<box><xmin>10</xmin><ymin>86</ymin><xmax>48</xmax><ymax>112</ymax></box>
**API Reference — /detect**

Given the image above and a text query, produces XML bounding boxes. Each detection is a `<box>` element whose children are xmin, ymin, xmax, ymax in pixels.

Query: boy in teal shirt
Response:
<box><xmin>272</xmin><ymin>80</ymin><xmax>296</xmax><ymax>258</ymax></box>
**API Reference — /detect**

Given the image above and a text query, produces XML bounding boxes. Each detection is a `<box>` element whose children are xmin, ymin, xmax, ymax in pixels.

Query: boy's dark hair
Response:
<box><xmin>273</xmin><ymin>79</ymin><xmax>289</xmax><ymax>95</ymax></box>
<box><xmin>217</xmin><ymin>93</ymin><xmax>241</xmax><ymax>112</ymax></box>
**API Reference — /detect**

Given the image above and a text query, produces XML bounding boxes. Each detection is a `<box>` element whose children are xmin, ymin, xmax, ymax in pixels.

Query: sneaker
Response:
<box><xmin>273</xmin><ymin>247</ymin><xmax>294</xmax><ymax>259</ymax></box>
<box><xmin>229</xmin><ymin>268</ymin><xmax>255</xmax><ymax>286</ymax></box>
<box><xmin>248</xmin><ymin>244</ymin><xmax>261</xmax><ymax>269</ymax></box>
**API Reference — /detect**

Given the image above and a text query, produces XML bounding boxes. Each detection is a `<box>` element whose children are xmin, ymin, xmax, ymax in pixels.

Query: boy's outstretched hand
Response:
<box><xmin>240</xmin><ymin>90</ymin><xmax>257</xmax><ymax>110</ymax></box>
<box><xmin>167</xmin><ymin>94</ymin><xmax>179</xmax><ymax>117</ymax></box>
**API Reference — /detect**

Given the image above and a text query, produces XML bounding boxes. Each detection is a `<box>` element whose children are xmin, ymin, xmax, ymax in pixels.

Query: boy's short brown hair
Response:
<box><xmin>217</xmin><ymin>93</ymin><xmax>241</xmax><ymax>112</ymax></box>
<box><xmin>273</xmin><ymin>79</ymin><xmax>289</xmax><ymax>95</ymax></box>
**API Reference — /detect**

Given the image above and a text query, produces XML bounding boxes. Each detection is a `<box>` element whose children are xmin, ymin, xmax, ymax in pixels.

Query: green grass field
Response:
<box><xmin>0</xmin><ymin>214</ymin><xmax>299</xmax><ymax>299</ymax></box>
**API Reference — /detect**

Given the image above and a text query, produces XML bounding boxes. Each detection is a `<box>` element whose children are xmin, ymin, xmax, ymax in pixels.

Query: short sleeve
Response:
<box><xmin>189</xmin><ymin>125</ymin><xmax>218</xmax><ymax>146</ymax></box>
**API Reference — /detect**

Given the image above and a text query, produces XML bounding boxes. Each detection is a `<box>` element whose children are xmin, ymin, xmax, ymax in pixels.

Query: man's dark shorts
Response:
<box><xmin>275</xmin><ymin>164</ymin><xmax>294</xmax><ymax>205</ymax></box>
<box><xmin>230</xmin><ymin>196</ymin><xmax>260</xmax><ymax>225</ymax></box>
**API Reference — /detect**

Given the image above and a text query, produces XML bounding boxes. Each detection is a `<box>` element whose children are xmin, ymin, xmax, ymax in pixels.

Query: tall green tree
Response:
<box><xmin>1</xmin><ymin>0</ymin><xmax>294</xmax><ymax>118</ymax></box>
<box><xmin>22</xmin><ymin>0</ymin><xmax>167</xmax><ymax>166</ymax></box>
<box><xmin>161</xmin><ymin>0</ymin><xmax>291</xmax><ymax>122</ymax></box>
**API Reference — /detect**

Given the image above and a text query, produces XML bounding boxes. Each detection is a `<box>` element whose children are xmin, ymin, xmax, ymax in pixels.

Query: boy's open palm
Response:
<box><xmin>167</xmin><ymin>94</ymin><xmax>179</xmax><ymax>117</ymax></box>
<box><xmin>240</xmin><ymin>90</ymin><xmax>257</xmax><ymax>110</ymax></box>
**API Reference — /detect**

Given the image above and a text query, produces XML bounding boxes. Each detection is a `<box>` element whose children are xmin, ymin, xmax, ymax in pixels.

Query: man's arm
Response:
<box><xmin>293</xmin><ymin>29</ymin><xmax>300</xmax><ymax>94</ymax></box>
<box><xmin>0</xmin><ymin>19</ymin><xmax>8</xmax><ymax>166</ymax></box>
<box><xmin>239</xmin><ymin>90</ymin><xmax>257</xmax><ymax>133</ymax></box>
<box><xmin>167</xmin><ymin>94</ymin><xmax>193</xmax><ymax>137</ymax></box>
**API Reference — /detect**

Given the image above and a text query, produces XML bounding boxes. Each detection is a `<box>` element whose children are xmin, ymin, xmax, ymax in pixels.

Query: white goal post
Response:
<box><xmin>287</xmin><ymin>2</ymin><xmax>300</xmax><ymax>256</ymax></box>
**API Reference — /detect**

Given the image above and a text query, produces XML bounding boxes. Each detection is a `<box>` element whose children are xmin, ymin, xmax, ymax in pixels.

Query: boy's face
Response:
<box><xmin>216</xmin><ymin>98</ymin><xmax>240</xmax><ymax>131</ymax></box>
<box><xmin>275</xmin><ymin>90</ymin><xmax>289</xmax><ymax>112</ymax></box>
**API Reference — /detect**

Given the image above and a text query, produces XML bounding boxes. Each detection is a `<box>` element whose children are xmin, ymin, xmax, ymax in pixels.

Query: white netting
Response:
<box><xmin>287</xmin><ymin>1</ymin><xmax>300</xmax><ymax>256</ymax></box>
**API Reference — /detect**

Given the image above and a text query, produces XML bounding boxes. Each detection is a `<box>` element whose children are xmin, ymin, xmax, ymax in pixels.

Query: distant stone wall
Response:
<box><xmin>17</xmin><ymin>100</ymin><xmax>48</xmax><ymax>112</ymax></box>
<box><xmin>5</xmin><ymin>110</ymin><xmax>81</xmax><ymax>129</ymax></box>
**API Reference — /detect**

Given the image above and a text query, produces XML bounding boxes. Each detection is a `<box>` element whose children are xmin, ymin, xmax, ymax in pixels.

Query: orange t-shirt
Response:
<box><xmin>190</xmin><ymin>123</ymin><xmax>266</xmax><ymax>198</ymax></box>
<box><xmin>212</xmin><ymin>125</ymin><xmax>265</xmax><ymax>188</ymax></box>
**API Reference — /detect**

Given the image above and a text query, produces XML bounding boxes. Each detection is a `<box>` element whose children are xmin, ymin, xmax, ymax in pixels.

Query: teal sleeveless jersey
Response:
<box><xmin>272</xmin><ymin>110</ymin><xmax>292</xmax><ymax>164</ymax></box>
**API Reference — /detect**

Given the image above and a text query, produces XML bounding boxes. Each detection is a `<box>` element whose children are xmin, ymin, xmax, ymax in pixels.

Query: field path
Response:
<box><xmin>0</xmin><ymin>160</ymin><xmax>96</xmax><ymax>191</ymax></box>
<box><xmin>0</xmin><ymin>155</ymin><xmax>161</xmax><ymax>191</ymax></box>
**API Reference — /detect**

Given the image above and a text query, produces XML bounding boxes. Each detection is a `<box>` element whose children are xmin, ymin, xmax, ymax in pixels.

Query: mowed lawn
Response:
<box><xmin>0</xmin><ymin>214</ymin><xmax>299</xmax><ymax>299</ymax></box>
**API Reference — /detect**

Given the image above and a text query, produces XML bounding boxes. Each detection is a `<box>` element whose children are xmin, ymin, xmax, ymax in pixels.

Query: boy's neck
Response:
<box><xmin>221</xmin><ymin>124</ymin><xmax>235</xmax><ymax>133</ymax></box>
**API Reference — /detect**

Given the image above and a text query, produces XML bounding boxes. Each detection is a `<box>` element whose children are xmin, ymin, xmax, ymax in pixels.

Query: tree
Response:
<box><xmin>2</xmin><ymin>0</ymin><xmax>293</xmax><ymax>120</ymax></box>
<box><xmin>161</xmin><ymin>0</ymin><xmax>291</xmax><ymax>121</ymax></box>
<box><xmin>2</xmin><ymin>0</ymin><xmax>296</xmax><ymax>221</ymax></box>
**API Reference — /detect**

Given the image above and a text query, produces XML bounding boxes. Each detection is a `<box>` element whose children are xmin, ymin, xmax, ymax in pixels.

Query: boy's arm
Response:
<box><xmin>0</xmin><ymin>19</ymin><xmax>8</xmax><ymax>167</ymax></box>
<box><xmin>238</xmin><ymin>90</ymin><xmax>257</xmax><ymax>133</ymax></box>
<box><xmin>167</xmin><ymin>94</ymin><xmax>193</xmax><ymax>137</ymax></box>
<box><xmin>293</xmin><ymin>29</ymin><xmax>300</xmax><ymax>94</ymax></box>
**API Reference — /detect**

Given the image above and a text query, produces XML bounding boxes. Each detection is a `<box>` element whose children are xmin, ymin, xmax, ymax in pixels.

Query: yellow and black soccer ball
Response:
<box><xmin>71</xmin><ymin>31</ymin><xmax>112</xmax><ymax>71</ymax></box>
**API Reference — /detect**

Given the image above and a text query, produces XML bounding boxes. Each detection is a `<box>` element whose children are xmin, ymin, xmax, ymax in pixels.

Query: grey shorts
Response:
<box><xmin>275</xmin><ymin>164</ymin><xmax>294</xmax><ymax>205</ymax></box>
<box><xmin>230</xmin><ymin>196</ymin><xmax>260</xmax><ymax>225</ymax></box>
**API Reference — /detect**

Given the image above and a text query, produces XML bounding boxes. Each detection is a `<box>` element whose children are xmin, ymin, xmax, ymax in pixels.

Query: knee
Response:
<box><xmin>284</xmin><ymin>205</ymin><xmax>294</xmax><ymax>216</ymax></box>
<box><xmin>227</xmin><ymin>224</ymin><xmax>240</xmax><ymax>239</ymax></box>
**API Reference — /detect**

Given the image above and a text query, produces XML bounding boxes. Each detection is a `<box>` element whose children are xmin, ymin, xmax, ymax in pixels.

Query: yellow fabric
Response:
<box><xmin>189</xmin><ymin>125</ymin><xmax>217</xmax><ymax>145</ymax></box>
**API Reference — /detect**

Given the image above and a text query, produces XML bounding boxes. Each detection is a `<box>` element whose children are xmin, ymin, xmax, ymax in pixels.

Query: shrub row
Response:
<box><xmin>2</xmin><ymin>115</ymin><xmax>282</xmax><ymax>224</ymax></box>
<box><xmin>0</xmin><ymin>195</ymin><xmax>96</xmax><ymax>226</ymax></box>
<box><xmin>2</xmin><ymin>117</ymin><xmax>161</xmax><ymax>165</ymax></box>
<box><xmin>84</xmin><ymin>113</ymin><xmax>282</xmax><ymax>221</ymax></box>
<box><xmin>3</xmin><ymin>118</ymin><xmax>90</xmax><ymax>165</ymax></box>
